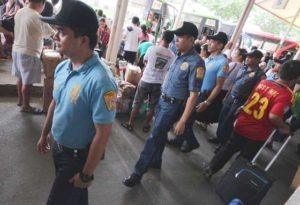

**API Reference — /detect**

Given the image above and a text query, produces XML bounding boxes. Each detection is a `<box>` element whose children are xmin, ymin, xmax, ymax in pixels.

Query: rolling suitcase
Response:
<box><xmin>216</xmin><ymin>130</ymin><xmax>292</xmax><ymax>205</ymax></box>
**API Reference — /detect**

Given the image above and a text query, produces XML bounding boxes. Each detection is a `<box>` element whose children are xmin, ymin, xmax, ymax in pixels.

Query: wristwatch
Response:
<box><xmin>79</xmin><ymin>172</ymin><xmax>94</xmax><ymax>183</ymax></box>
<box><xmin>204</xmin><ymin>100</ymin><xmax>211</xmax><ymax>106</ymax></box>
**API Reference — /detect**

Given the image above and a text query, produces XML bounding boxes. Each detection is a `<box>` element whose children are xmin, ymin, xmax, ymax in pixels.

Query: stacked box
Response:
<box><xmin>42</xmin><ymin>49</ymin><xmax>62</xmax><ymax>78</ymax></box>
<box><xmin>42</xmin><ymin>78</ymin><xmax>54</xmax><ymax>112</ymax></box>
<box><xmin>41</xmin><ymin>49</ymin><xmax>62</xmax><ymax>112</ymax></box>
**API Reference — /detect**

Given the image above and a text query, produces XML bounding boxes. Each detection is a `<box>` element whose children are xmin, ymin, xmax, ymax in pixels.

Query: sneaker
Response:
<box><xmin>122</xmin><ymin>174</ymin><xmax>141</xmax><ymax>187</ymax></box>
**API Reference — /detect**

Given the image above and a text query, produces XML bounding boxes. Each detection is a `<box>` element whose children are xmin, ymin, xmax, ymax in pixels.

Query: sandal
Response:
<box><xmin>17</xmin><ymin>103</ymin><xmax>22</xmax><ymax>107</ymax></box>
<box><xmin>121</xmin><ymin>122</ymin><xmax>133</xmax><ymax>131</ymax></box>
<box><xmin>142</xmin><ymin>125</ymin><xmax>151</xmax><ymax>133</ymax></box>
<box><xmin>21</xmin><ymin>107</ymin><xmax>44</xmax><ymax>115</ymax></box>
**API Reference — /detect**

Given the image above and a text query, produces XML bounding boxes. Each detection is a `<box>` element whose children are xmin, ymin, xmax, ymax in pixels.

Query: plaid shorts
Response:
<box><xmin>12</xmin><ymin>51</ymin><xmax>42</xmax><ymax>85</ymax></box>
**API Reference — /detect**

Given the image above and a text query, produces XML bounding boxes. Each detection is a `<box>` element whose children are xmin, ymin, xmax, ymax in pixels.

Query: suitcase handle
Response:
<box><xmin>251</xmin><ymin>130</ymin><xmax>292</xmax><ymax>171</ymax></box>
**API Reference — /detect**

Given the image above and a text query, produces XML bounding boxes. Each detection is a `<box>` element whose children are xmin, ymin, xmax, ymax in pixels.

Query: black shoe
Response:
<box><xmin>180</xmin><ymin>140</ymin><xmax>200</xmax><ymax>153</ymax></box>
<box><xmin>202</xmin><ymin>166</ymin><xmax>213</xmax><ymax>180</ymax></box>
<box><xmin>167</xmin><ymin>138</ymin><xmax>183</xmax><ymax>148</ymax></box>
<box><xmin>296</xmin><ymin>144</ymin><xmax>300</xmax><ymax>155</ymax></box>
<box><xmin>122</xmin><ymin>174</ymin><xmax>141</xmax><ymax>187</ymax></box>
<box><xmin>214</xmin><ymin>144</ymin><xmax>222</xmax><ymax>154</ymax></box>
<box><xmin>149</xmin><ymin>161</ymin><xmax>162</xmax><ymax>169</ymax></box>
<box><xmin>208</xmin><ymin>137</ymin><xmax>220</xmax><ymax>144</ymax></box>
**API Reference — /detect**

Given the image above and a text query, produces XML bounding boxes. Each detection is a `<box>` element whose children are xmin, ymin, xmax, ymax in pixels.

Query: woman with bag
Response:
<box><xmin>97</xmin><ymin>17</ymin><xmax>110</xmax><ymax>58</ymax></box>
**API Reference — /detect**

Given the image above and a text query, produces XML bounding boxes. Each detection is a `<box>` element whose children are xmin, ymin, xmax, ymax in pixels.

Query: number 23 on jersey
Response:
<box><xmin>243</xmin><ymin>92</ymin><xmax>269</xmax><ymax>120</ymax></box>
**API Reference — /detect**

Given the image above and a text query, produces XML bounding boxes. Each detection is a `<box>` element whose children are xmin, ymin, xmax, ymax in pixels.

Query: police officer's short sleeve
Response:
<box><xmin>91</xmin><ymin>83</ymin><xmax>117</xmax><ymax>124</ymax></box>
<box><xmin>217</xmin><ymin>58</ymin><xmax>229</xmax><ymax>78</ymax></box>
<box><xmin>188</xmin><ymin>59</ymin><xmax>205</xmax><ymax>92</ymax></box>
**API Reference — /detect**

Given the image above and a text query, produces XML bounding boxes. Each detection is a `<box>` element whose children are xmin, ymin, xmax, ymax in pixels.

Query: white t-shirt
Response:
<box><xmin>141</xmin><ymin>45</ymin><xmax>175</xmax><ymax>84</ymax></box>
<box><xmin>124</xmin><ymin>25</ymin><xmax>141</xmax><ymax>52</ymax></box>
<box><xmin>13</xmin><ymin>7</ymin><xmax>55</xmax><ymax>58</ymax></box>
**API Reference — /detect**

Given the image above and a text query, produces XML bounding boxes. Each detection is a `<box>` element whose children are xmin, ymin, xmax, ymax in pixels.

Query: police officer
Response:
<box><xmin>122</xmin><ymin>22</ymin><xmax>205</xmax><ymax>187</ymax></box>
<box><xmin>169</xmin><ymin>32</ymin><xmax>229</xmax><ymax>152</ymax></box>
<box><xmin>36</xmin><ymin>1</ymin><xmax>117</xmax><ymax>204</ymax></box>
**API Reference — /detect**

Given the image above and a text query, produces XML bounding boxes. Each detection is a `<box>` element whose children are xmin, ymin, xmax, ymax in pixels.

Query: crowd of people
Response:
<box><xmin>4</xmin><ymin>0</ymin><xmax>300</xmax><ymax>204</ymax></box>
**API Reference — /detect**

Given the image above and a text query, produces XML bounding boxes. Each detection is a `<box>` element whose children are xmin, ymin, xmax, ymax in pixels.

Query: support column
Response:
<box><xmin>230</xmin><ymin>0</ymin><xmax>255</xmax><ymax>50</ymax></box>
<box><xmin>293</xmin><ymin>50</ymin><xmax>300</xmax><ymax>61</ymax></box>
<box><xmin>106</xmin><ymin>0</ymin><xmax>122</xmax><ymax>61</ymax></box>
<box><xmin>173</xmin><ymin>0</ymin><xmax>187</xmax><ymax>29</ymax></box>
<box><xmin>277</xmin><ymin>7</ymin><xmax>300</xmax><ymax>50</ymax></box>
<box><xmin>109</xmin><ymin>0</ymin><xmax>129</xmax><ymax>64</ymax></box>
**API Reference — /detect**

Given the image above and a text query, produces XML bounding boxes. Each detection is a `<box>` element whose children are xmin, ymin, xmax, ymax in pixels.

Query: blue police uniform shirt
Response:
<box><xmin>201</xmin><ymin>54</ymin><xmax>228</xmax><ymax>92</ymax></box>
<box><xmin>51</xmin><ymin>53</ymin><xmax>118</xmax><ymax>149</ymax></box>
<box><xmin>162</xmin><ymin>50</ymin><xmax>205</xmax><ymax>100</ymax></box>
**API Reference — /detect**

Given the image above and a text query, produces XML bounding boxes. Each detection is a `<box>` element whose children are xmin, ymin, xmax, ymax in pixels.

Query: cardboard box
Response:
<box><xmin>42</xmin><ymin>78</ymin><xmax>54</xmax><ymax>112</ymax></box>
<box><xmin>42</xmin><ymin>49</ymin><xmax>62</xmax><ymax>78</ymax></box>
<box><xmin>125</xmin><ymin>64</ymin><xmax>141</xmax><ymax>86</ymax></box>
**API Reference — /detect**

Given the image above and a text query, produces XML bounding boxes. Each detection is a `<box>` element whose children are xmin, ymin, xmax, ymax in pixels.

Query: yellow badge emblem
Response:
<box><xmin>104</xmin><ymin>91</ymin><xmax>117</xmax><ymax>111</ymax></box>
<box><xmin>180</xmin><ymin>62</ymin><xmax>189</xmax><ymax>71</ymax></box>
<box><xmin>223</xmin><ymin>64</ymin><xmax>230</xmax><ymax>73</ymax></box>
<box><xmin>70</xmin><ymin>85</ymin><xmax>81</xmax><ymax>104</ymax></box>
<box><xmin>196</xmin><ymin>67</ymin><xmax>205</xmax><ymax>79</ymax></box>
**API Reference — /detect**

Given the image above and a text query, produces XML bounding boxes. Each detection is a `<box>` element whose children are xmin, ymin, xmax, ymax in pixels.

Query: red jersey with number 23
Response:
<box><xmin>235</xmin><ymin>80</ymin><xmax>294</xmax><ymax>141</ymax></box>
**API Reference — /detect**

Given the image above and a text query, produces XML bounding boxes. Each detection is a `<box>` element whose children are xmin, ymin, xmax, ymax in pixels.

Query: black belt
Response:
<box><xmin>161</xmin><ymin>93</ymin><xmax>186</xmax><ymax>104</ymax></box>
<box><xmin>55</xmin><ymin>141</ymin><xmax>89</xmax><ymax>156</ymax></box>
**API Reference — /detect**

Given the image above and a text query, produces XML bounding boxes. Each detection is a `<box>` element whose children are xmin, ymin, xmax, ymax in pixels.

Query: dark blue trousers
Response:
<box><xmin>134</xmin><ymin>98</ymin><xmax>184</xmax><ymax>176</ymax></box>
<box><xmin>47</xmin><ymin>142</ymin><xmax>88</xmax><ymax>205</ymax></box>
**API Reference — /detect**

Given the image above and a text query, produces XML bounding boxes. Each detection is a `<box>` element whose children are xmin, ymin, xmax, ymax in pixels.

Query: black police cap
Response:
<box><xmin>246</xmin><ymin>50</ymin><xmax>264</xmax><ymax>59</ymax></box>
<box><xmin>173</xmin><ymin>21</ymin><xmax>198</xmax><ymax>39</ymax></box>
<box><xmin>207</xmin><ymin>32</ymin><xmax>228</xmax><ymax>45</ymax></box>
<box><xmin>40</xmin><ymin>0</ymin><xmax>98</xmax><ymax>35</ymax></box>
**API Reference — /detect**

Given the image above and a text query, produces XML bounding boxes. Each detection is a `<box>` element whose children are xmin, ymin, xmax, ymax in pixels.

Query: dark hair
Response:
<box><xmin>51</xmin><ymin>0</ymin><xmax>59</xmax><ymax>5</ymax></box>
<box><xmin>132</xmin><ymin>16</ymin><xmax>140</xmax><ymax>25</ymax></box>
<box><xmin>97</xmin><ymin>9</ymin><xmax>103</xmax><ymax>17</ymax></box>
<box><xmin>99</xmin><ymin>17</ymin><xmax>106</xmax><ymax>23</ymax></box>
<box><xmin>194</xmin><ymin>42</ymin><xmax>201</xmax><ymax>54</ymax></box>
<box><xmin>141</xmin><ymin>24</ymin><xmax>147</xmax><ymax>36</ymax></box>
<box><xmin>41</xmin><ymin>1</ymin><xmax>53</xmax><ymax>17</ymax></box>
<box><xmin>162</xmin><ymin>30</ymin><xmax>174</xmax><ymax>44</ymax></box>
<box><xmin>71</xmin><ymin>26</ymin><xmax>97</xmax><ymax>50</ymax></box>
<box><xmin>251</xmin><ymin>46</ymin><xmax>258</xmax><ymax>51</ymax></box>
<box><xmin>29</xmin><ymin>0</ymin><xmax>46</xmax><ymax>3</ymax></box>
<box><xmin>238</xmin><ymin>48</ymin><xmax>247</xmax><ymax>61</ymax></box>
<box><xmin>201</xmin><ymin>44</ymin><xmax>210</xmax><ymax>55</ymax></box>
<box><xmin>279</xmin><ymin>60</ymin><xmax>300</xmax><ymax>81</ymax></box>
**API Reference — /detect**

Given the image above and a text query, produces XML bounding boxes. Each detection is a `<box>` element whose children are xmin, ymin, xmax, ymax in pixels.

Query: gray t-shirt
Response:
<box><xmin>141</xmin><ymin>45</ymin><xmax>175</xmax><ymax>84</ymax></box>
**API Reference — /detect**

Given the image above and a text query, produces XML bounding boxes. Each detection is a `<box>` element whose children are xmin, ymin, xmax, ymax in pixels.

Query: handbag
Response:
<box><xmin>1</xmin><ymin>15</ymin><xmax>14</xmax><ymax>32</ymax></box>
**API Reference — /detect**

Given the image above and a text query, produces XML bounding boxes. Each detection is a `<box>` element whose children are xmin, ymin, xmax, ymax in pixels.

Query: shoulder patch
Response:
<box><xmin>103</xmin><ymin>91</ymin><xmax>117</xmax><ymax>111</ymax></box>
<box><xmin>223</xmin><ymin>64</ymin><xmax>229</xmax><ymax>73</ymax></box>
<box><xmin>196</xmin><ymin>67</ymin><xmax>205</xmax><ymax>79</ymax></box>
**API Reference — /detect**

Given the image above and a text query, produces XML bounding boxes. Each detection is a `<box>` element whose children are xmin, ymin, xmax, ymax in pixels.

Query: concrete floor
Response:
<box><xmin>0</xmin><ymin>96</ymin><xmax>300</xmax><ymax>205</ymax></box>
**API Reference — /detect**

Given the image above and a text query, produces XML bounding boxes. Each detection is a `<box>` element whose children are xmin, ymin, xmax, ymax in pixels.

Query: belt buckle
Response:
<box><xmin>74</xmin><ymin>149</ymin><xmax>78</xmax><ymax>157</ymax></box>
<box><xmin>57</xmin><ymin>143</ymin><xmax>63</xmax><ymax>152</ymax></box>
